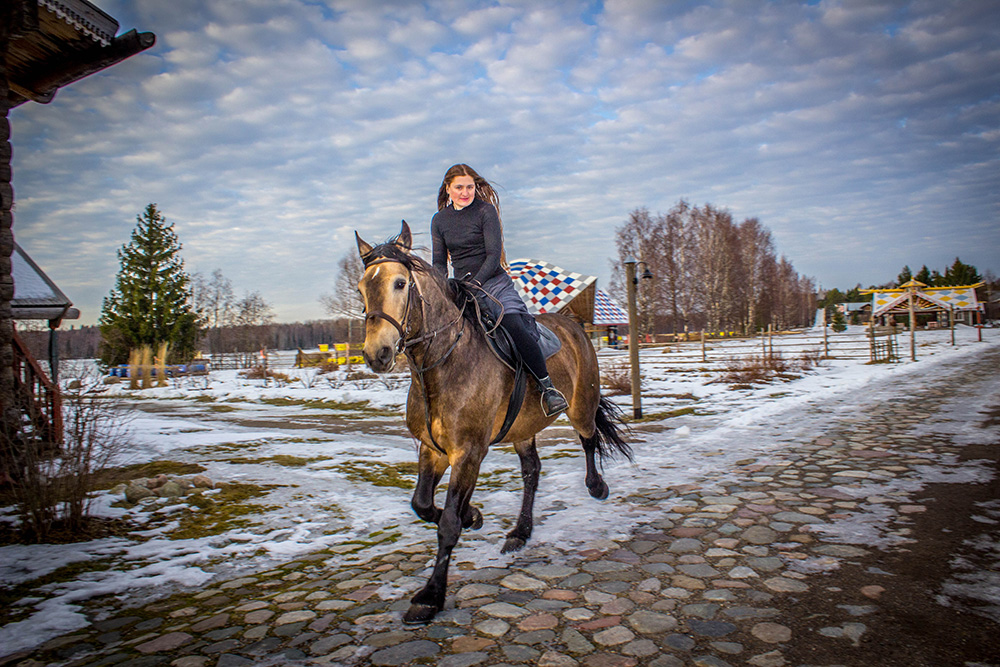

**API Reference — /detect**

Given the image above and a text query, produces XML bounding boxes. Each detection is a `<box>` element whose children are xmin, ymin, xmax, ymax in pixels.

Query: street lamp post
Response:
<box><xmin>625</xmin><ymin>258</ymin><xmax>653</xmax><ymax>419</ymax></box>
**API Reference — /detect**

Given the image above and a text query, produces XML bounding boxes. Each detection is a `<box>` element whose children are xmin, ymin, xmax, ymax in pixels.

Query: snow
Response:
<box><xmin>1</xmin><ymin>325</ymin><xmax>998</xmax><ymax>656</ymax></box>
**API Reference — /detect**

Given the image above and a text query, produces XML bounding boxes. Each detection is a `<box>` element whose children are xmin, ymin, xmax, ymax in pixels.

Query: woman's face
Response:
<box><xmin>447</xmin><ymin>175</ymin><xmax>476</xmax><ymax>210</ymax></box>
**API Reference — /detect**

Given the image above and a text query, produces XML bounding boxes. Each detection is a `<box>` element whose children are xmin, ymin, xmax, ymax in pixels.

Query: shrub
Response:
<box><xmin>601</xmin><ymin>361</ymin><xmax>633</xmax><ymax>396</ymax></box>
<box><xmin>1</xmin><ymin>377</ymin><xmax>132</xmax><ymax>543</ymax></box>
<box><xmin>720</xmin><ymin>353</ymin><xmax>792</xmax><ymax>386</ymax></box>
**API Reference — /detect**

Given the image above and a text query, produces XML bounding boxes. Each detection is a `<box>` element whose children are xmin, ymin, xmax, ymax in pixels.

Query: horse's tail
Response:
<box><xmin>591</xmin><ymin>396</ymin><xmax>634</xmax><ymax>465</ymax></box>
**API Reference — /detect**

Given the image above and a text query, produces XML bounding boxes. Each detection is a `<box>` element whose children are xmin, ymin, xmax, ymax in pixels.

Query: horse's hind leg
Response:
<box><xmin>502</xmin><ymin>437</ymin><xmax>540</xmax><ymax>554</ymax></box>
<box><xmin>579</xmin><ymin>432</ymin><xmax>610</xmax><ymax>500</ymax></box>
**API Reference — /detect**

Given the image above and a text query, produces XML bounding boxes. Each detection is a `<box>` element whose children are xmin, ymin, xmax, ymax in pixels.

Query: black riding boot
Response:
<box><xmin>537</xmin><ymin>376</ymin><xmax>568</xmax><ymax>417</ymax></box>
<box><xmin>500</xmin><ymin>313</ymin><xmax>568</xmax><ymax>417</ymax></box>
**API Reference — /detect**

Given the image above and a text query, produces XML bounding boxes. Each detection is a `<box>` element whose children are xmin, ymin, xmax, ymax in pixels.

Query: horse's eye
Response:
<box><xmin>394</xmin><ymin>278</ymin><xmax>406</xmax><ymax>290</ymax></box>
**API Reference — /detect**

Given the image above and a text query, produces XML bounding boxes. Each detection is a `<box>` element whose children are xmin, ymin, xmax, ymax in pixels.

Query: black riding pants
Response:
<box><xmin>500</xmin><ymin>313</ymin><xmax>548</xmax><ymax>381</ymax></box>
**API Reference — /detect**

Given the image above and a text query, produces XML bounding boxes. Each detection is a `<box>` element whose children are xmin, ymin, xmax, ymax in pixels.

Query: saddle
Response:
<box><xmin>450</xmin><ymin>279</ymin><xmax>563</xmax><ymax>444</ymax></box>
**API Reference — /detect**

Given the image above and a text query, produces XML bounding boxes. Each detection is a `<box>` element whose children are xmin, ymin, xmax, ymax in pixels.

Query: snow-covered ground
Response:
<box><xmin>1</xmin><ymin>324</ymin><xmax>998</xmax><ymax>655</ymax></box>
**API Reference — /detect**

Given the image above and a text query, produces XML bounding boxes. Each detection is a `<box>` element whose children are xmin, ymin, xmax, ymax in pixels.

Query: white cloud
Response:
<box><xmin>8</xmin><ymin>0</ymin><xmax>998</xmax><ymax>327</ymax></box>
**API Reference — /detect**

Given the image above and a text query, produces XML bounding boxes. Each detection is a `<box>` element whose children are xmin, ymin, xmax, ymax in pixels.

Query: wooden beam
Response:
<box><xmin>8</xmin><ymin>29</ymin><xmax>155</xmax><ymax>108</ymax></box>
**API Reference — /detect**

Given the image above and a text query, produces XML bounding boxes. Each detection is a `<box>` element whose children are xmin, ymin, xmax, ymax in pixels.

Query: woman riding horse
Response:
<box><xmin>431</xmin><ymin>164</ymin><xmax>568</xmax><ymax>417</ymax></box>
<box><xmin>355</xmin><ymin>206</ymin><xmax>631</xmax><ymax>627</ymax></box>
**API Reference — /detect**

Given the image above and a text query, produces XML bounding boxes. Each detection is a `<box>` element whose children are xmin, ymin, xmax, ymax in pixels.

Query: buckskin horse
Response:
<box><xmin>355</xmin><ymin>221</ymin><xmax>632</xmax><ymax>624</ymax></box>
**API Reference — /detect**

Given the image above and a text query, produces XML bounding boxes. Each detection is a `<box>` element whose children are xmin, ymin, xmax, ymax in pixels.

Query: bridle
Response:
<box><xmin>362</xmin><ymin>256</ymin><xmax>467</xmax><ymax>454</ymax></box>
<box><xmin>362</xmin><ymin>257</ymin><xmax>467</xmax><ymax>359</ymax></box>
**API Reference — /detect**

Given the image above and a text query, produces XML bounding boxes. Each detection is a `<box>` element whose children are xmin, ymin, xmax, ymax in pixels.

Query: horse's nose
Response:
<box><xmin>364</xmin><ymin>345</ymin><xmax>394</xmax><ymax>372</ymax></box>
<box><xmin>375</xmin><ymin>345</ymin><xmax>394</xmax><ymax>369</ymax></box>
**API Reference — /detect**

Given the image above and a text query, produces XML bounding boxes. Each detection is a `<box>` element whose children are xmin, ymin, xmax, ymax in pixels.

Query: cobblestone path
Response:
<box><xmin>4</xmin><ymin>347</ymin><xmax>999</xmax><ymax>667</ymax></box>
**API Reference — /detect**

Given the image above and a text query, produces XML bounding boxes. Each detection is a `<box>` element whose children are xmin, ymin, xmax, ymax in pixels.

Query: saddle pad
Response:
<box><xmin>537</xmin><ymin>322</ymin><xmax>562</xmax><ymax>360</ymax></box>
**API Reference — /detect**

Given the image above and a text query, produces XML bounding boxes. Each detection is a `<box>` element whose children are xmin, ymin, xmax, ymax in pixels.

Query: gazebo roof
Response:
<box><xmin>509</xmin><ymin>258</ymin><xmax>597</xmax><ymax>317</ymax></box>
<box><xmin>6</xmin><ymin>0</ymin><xmax>155</xmax><ymax>107</ymax></box>
<box><xmin>12</xmin><ymin>242</ymin><xmax>80</xmax><ymax>322</ymax></box>
<box><xmin>593</xmin><ymin>289</ymin><xmax>628</xmax><ymax>326</ymax></box>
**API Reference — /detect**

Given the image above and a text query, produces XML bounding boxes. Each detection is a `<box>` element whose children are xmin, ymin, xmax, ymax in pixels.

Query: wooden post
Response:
<box><xmin>908</xmin><ymin>287</ymin><xmax>916</xmax><ymax>361</ymax></box>
<box><xmin>0</xmin><ymin>27</ymin><xmax>18</xmax><ymax>432</ymax></box>
<box><xmin>767</xmin><ymin>323</ymin><xmax>773</xmax><ymax>356</ymax></box>
<box><xmin>822</xmin><ymin>309</ymin><xmax>829</xmax><ymax>358</ymax></box>
<box><xmin>868</xmin><ymin>322</ymin><xmax>875</xmax><ymax>363</ymax></box>
<box><xmin>625</xmin><ymin>260</ymin><xmax>641</xmax><ymax>419</ymax></box>
<box><xmin>949</xmin><ymin>305</ymin><xmax>955</xmax><ymax>347</ymax></box>
<box><xmin>701</xmin><ymin>330</ymin><xmax>707</xmax><ymax>362</ymax></box>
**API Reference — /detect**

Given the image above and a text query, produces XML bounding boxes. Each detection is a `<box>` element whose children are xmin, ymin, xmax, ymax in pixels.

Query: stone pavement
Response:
<box><xmin>4</xmin><ymin>348</ymin><xmax>999</xmax><ymax>667</ymax></box>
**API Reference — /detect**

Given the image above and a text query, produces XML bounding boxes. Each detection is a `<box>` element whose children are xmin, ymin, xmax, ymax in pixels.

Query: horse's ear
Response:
<box><xmin>356</xmin><ymin>231</ymin><xmax>374</xmax><ymax>264</ymax></box>
<box><xmin>395</xmin><ymin>220</ymin><xmax>412</xmax><ymax>251</ymax></box>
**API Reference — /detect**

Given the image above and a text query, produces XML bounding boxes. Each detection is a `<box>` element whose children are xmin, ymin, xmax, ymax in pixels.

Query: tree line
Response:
<box><xmin>609</xmin><ymin>201</ymin><xmax>816</xmax><ymax>335</ymax></box>
<box><xmin>818</xmin><ymin>258</ymin><xmax>990</xmax><ymax>314</ymax></box>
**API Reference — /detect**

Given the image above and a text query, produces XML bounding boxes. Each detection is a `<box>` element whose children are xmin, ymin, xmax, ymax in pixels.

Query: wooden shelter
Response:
<box><xmin>508</xmin><ymin>258</ymin><xmax>598</xmax><ymax>324</ymax></box>
<box><xmin>1</xmin><ymin>1</ymin><xmax>154</xmax><ymax>442</ymax></box>
<box><xmin>864</xmin><ymin>280</ymin><xmax>985</xmax><ymax>326</ymax></box>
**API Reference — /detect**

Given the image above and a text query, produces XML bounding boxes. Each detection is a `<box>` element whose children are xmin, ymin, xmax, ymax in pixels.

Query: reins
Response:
<box><xmin>361</xmin><ymin>251</ymin><xmax>524</xmax><ymax>455</ymax></box>
<box><xmin>362</xmin><ymin>256</ymin><xmax>466</xmax><ymax>455</ymax></box>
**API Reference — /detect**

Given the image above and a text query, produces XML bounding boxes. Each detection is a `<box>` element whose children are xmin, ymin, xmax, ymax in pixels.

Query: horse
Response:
<box><xmin>355</xmin><ymin>220</ymin><xmax>632</xmax><ymax>624</ymax></box>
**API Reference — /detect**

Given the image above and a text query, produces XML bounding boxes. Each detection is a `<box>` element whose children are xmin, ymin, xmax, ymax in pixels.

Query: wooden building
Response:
<box><xmin>1</xmin><ymin>1</ymin><xmax>154</xmax><ymax>442</ymax></box>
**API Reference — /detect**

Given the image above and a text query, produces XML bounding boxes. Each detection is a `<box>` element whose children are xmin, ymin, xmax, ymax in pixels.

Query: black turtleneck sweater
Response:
<box><xmin>431</xmin><ymin>198</ymin><xmax>503</xmax><ymax>285</ymax></box>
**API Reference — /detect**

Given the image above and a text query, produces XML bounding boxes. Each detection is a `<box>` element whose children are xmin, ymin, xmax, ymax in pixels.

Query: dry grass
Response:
<box><xmin>720</xmin><ymin>353</ymin><xmax>794</xmax><ymax>386</ymax></box>
<box><xmin>601</xmin><ymin>361</ymin><xmax>633</xmax><ymax>396</ymax></box>
<box><xmin>238</xmin><ymin>367</ymin><xmax>294</xmax><ymax>383</ymax></box>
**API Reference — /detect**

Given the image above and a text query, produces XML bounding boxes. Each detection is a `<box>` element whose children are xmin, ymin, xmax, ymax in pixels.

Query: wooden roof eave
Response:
<box><xmin>8</xmin><ymin>27</ymin><xmax>155</xmax><ymax>107</ymax></box>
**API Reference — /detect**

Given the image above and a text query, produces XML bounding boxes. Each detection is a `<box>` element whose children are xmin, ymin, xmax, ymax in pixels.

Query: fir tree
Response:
<box><xmin>896</xmin><ymin>265</ymin><xmax>912</xmax><ymax>286</ymax></box>
<box><xmin>829</xmin><ymin>306</ymin><xmax>848</xmax><ymax>332</ymax></box>
<box><xmin>941</xmin><ymin>258</ymin><xmax>981</xmax><ymax>286</ymax></box>
<box><xmin>99</xmin><ymin>204</ymin><xmax>201</xmax><ymax>366</ymax></box>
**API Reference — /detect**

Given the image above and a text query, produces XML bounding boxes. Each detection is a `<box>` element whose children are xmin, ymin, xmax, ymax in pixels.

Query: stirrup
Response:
<box><xmin>539</xmin><ymin>383</ymin><xmax>568</xmax><ymax>417</ymax></box>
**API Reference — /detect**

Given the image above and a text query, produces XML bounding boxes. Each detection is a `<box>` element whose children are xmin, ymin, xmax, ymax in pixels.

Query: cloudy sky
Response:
<box><xmin>11</xmin><ymin>0</ymin><xmax>999</xmax><ymax>325</ymax></box>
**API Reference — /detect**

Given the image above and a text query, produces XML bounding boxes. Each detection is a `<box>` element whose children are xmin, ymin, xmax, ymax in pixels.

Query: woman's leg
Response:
<box><xmin>500</xmin><ymin>314</ymin><xmax>567</xmax><ymax>416</ymax></box>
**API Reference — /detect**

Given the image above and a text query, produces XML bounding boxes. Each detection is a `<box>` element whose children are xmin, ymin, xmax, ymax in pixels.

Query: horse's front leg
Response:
<box><xmin>502</xmin><ymin>437</ymin><xmax>540</xmax><ymax>554</ymax></box>
<box><xmin>404</xmin><ymin>448</ymin><xmax>484</xmax><ymax>624</ymax></box>
<box><xmin>411</xmin><ymin>443</ymin><xmax>449</xmax><ymax>525</ymax></box>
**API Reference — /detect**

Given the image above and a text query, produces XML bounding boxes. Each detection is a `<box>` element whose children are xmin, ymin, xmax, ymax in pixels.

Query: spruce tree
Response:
<box><xmin>99</xmin><ymin>204</ymin><xmax>201</xmax><ymax>366</ymax></box>
<box><xmin>830</xmin><ymin>306</ymin><xmax>848</xmax><ymax>332</ymax></box>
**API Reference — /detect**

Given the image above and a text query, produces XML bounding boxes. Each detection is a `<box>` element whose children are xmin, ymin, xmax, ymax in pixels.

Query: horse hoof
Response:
<box><xmin>403</xmin><ymin>603</ymin><xmax>439</xmax><ymax>625</ymax></box>
<box><xmin>589</xmin><ymin>480</ymin><xmax>610</xmax><ymax>500</ymax></box>
<box><xmin>465</xmin><ymin>506</ymin><xmax>483</xmax><ymax>530</ymax></box>
<box><xmin>501</xmin><ymin>537</ymin><xmax>526</xmax><ymax>554</ymax></box>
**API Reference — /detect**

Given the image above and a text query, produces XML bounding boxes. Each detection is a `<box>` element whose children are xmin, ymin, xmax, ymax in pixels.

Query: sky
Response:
<box><xmin>10</xmin><ymin>0</ymin><xmax>1000</xmax><ymax>325</ymax></box>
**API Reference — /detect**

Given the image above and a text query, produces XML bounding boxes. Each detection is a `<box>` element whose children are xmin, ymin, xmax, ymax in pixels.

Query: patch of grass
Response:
<box><xmin>542</xmin><ymin>450</ymin><xmax>580</xmax><ymax>460</ymax></box>
<box><xmin>91</xmin><ymin>461</ymin><xmax>207</xmax><ymax>490</ymax></box>
<box><xmin>475</xmin><ymin>468</ymin><xmax>517</xmax><ymax>491</ymax></box>
<box><xmin>259</xmin><ymin>397</ymin><xmax>398</xmax><ymax>416</ymax></box>
<box><xmin>208</xmin><ymin>404</ymin><xmax>238</xmax><ymax>413</ymax></box>
<box><xmin>327</xmin><ymin>460</ymin><xmax>419</xmax><ymax>489</ymax></box>
<box><xmin>625</xmin><ymin>406</ymin><xmax>697</xmax><ymax>423</ymax></box>
<box><xmin>187</xmin><ymin>440</ymin><xmax>268</xmax><ymax>456</ymax></box>
<box><xmin>169</xmin><ymin>482</ymin><xmax>280</xmax><ymax>540</ymax></box>
<box><xmin>234</xmin><ymin>454</ymin><xmax>324</xmax><ymax>467</ymax></box>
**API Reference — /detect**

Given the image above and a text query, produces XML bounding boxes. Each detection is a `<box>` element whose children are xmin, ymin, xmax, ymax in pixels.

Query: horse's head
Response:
<box><xmin>355</xmin><ymin>221</ymin><xmax>418</xmax><ymax>372</ymax></box>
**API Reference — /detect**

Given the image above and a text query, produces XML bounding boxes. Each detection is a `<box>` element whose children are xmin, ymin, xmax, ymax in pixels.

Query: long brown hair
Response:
<box><xmin>437</xmin><ymin>164</ymin><xmax>508</xmax><ymax>269</ymax></box>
